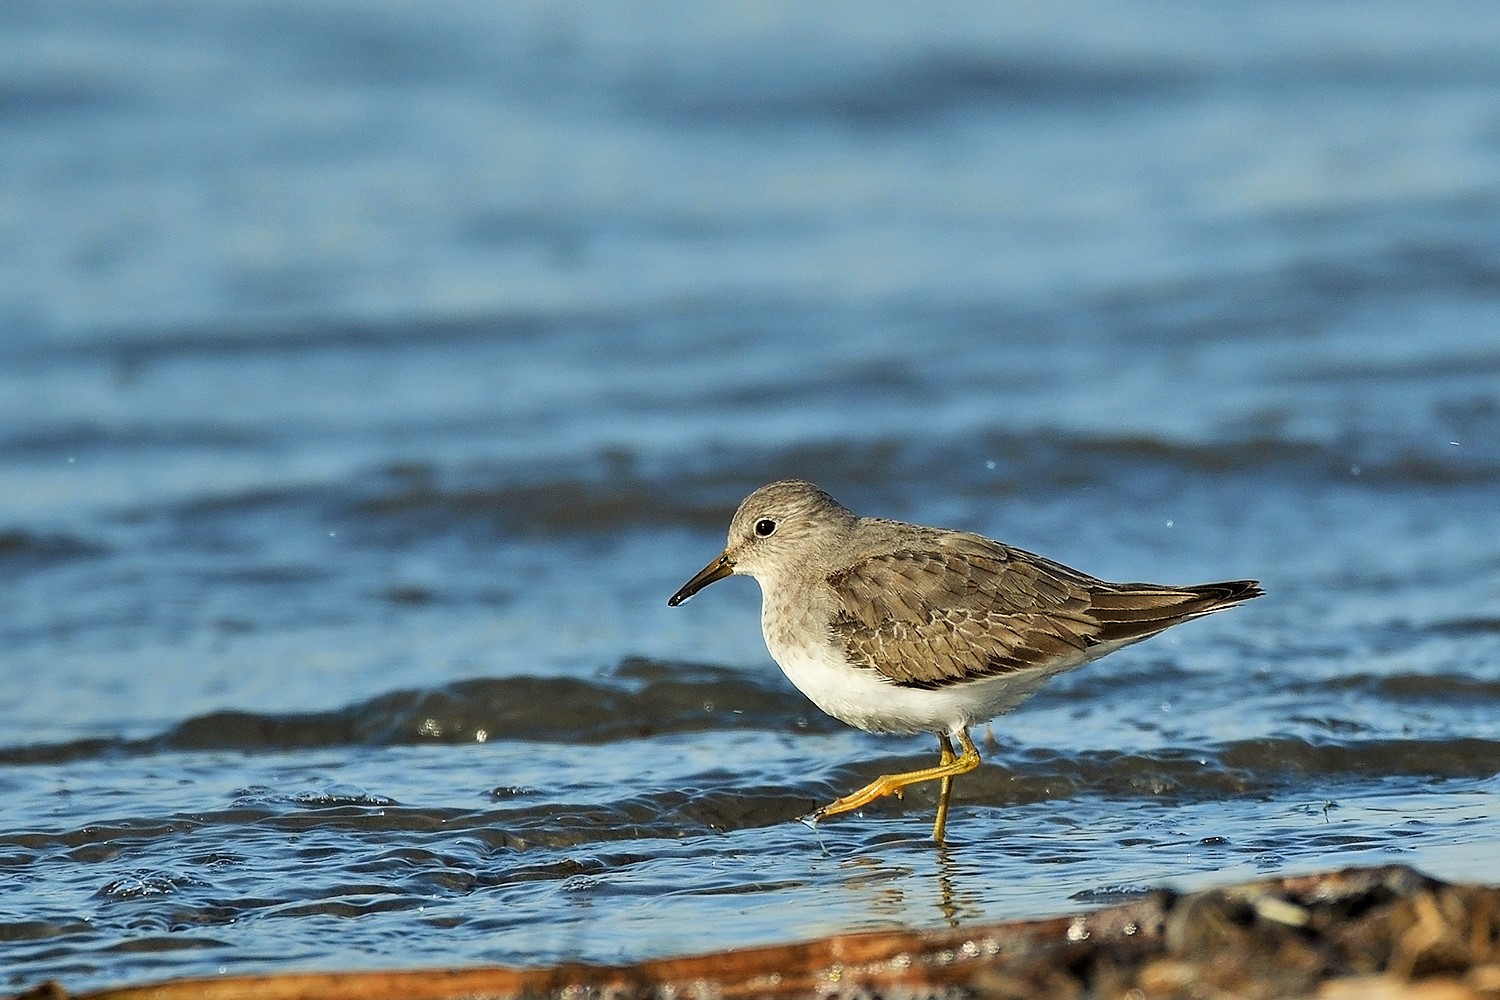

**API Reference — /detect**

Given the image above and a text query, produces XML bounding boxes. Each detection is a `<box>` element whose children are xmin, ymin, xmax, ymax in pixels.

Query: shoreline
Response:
<box><xmin>16</xmin><ymin>864</ymin><xmax>1499</xmax><ymax>1000</ymax></box>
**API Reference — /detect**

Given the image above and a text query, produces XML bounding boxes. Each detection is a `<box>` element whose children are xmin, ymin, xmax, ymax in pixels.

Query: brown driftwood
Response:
<box><xmin>14</xmin><ymin>864</ymin><xmax>1500</xmax><ymax>1000</ymax></box>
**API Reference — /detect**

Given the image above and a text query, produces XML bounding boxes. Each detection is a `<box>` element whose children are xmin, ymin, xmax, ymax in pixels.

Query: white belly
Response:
<box><xmin>764</xmin><ymin>636</ymin><xmax>1094</xmax><ymax>736</ymax></box>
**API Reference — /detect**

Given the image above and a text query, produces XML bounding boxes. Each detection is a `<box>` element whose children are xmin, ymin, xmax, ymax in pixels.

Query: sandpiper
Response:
<box><xmin>668</xmin><ymin>480</ymin><xmax>1262</xmax><ymax>842</ymax></box>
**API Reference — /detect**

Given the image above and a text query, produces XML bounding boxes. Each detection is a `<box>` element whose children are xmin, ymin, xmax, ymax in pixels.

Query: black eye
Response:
<box><xmin>754</xmin><ymin>518</ymin><xmax>777</xmax><ymax>537</ymax></box>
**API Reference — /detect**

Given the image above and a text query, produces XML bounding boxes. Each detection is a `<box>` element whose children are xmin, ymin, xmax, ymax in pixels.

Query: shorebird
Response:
<box><xmin>669</xmin><ymin>480</ymin><xmax>1262</xmax><ymax>842</ymax></box>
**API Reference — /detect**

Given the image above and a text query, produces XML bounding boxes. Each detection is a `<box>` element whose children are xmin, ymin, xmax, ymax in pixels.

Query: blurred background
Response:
<box><xmin>3</xmin><ymin>1</ymin><xmax>1499</xmax><ymax>992</ymax></box>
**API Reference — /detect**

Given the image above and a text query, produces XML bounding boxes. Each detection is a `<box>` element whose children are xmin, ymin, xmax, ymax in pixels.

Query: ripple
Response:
<box><xmin>96</xmin><ymin>870</ymin><xmax>209</xmax><ymax>901</ymax></box>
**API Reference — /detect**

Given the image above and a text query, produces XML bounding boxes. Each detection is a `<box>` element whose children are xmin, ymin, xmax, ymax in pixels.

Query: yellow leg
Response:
<box><xmin>933</xmin><ymin>733</ymin><xmax>957</xmax><ymax>843</ymax></box>
<box><xmin>811</xmin><ymin>728</ymin><xmax>980</xmax><ymax>841</ymax></box>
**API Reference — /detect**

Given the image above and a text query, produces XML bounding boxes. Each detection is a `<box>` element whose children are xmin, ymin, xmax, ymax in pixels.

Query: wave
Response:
<box><xmin>638</xmin><ymin>51</ymin><xmax>1203</xmax><ymax>127</ymax></box>
<box><xmin>0</xmin><ymin>529</ymin><xmax>109</xmax><ymax>569</ymax></box>
<box><xmin>1303</xmin><ymin>671</ymin><xmax>1500</xmax><ymax>703</ymax></box>
<box><xmin>3</xmin><ymin>660</ymin><xmax>1495</xmax><ymax>800</ymax></box>
<box><xmin>0</xmin><ymin>660</ymin><xmax>829</xmax><ymax>766</ymax></box>
<box><xmin>5</xmin><ymin>311</ymin><xmax>555</xmax><ymax>367</ymax></box>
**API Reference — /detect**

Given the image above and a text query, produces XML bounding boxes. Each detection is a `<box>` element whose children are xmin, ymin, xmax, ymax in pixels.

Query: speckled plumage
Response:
<box><xmin>826</xmin><ymin>539</ymin><xmax>1259</xmax><ymax>690</ymax></box>
<box><xmin>668</xmin><ymin>479</ymin><xmax>1262</xmax><ymax>840</ymax></box>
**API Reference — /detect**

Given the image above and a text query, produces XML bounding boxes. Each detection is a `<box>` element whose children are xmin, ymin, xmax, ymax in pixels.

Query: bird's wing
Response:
<box><xmin>824</xmin><ymin>539</ymin><xmax>1104</xmax><ymax>688</ymax></box>
<box><xmin>826</xmin><ymin>534</ymin><xmax>1261</xmax><ymax>689</ymax></box>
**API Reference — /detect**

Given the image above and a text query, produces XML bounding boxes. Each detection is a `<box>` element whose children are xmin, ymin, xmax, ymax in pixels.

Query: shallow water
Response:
<box><xmin>4</xmin><ymin>1</ymin><xmax>1500</xmax><ymax>992</ymax></box>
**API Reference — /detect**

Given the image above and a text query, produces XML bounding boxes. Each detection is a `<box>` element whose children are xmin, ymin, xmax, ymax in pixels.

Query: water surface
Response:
<box><xmin>3</xmin><ymin>1</ymin><xmax>1500</xmax><ymax>992</ymax></box>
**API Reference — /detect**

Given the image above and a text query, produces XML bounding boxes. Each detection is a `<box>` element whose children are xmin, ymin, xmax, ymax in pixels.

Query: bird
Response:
<box><xmin>668</xmin><ymin>479</ymin><xmax>1262</xmax><ymax>843</ymax></box>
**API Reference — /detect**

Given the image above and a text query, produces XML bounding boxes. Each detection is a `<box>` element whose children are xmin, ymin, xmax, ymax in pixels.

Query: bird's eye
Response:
<box><xmin>754</xmin><ymin>518</ymin><xmax>777</xmax><ymax>537</ymax></box>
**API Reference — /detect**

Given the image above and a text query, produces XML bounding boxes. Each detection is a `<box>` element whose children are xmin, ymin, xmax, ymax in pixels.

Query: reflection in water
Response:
<box><xmin>933</xmin><ymin>845</ymin><xmax>985</xmax><ymax>928</ymax></box>
<box><xmin>831</xmin><ymin>843</ymin><xmax>986</xmax><ymax>929</ymax></box>
<box><xmin>840</xmin><ymin>854</ymin><xmax>914</xmax><ymax>921</ymax></box>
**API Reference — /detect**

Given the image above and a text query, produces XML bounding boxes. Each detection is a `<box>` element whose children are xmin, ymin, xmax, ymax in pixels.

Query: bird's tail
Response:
<box><xmin>1088</xmin><ymin>579</ymin><xmax>1263</xmax><ymax>644</ymax></box>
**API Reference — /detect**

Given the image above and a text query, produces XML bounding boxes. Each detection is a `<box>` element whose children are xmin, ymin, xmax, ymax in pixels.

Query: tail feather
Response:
<box><xmin>1090</xmin><ymin>579</ymin><xmax>1262</xmax><ymax>643</ymax></box>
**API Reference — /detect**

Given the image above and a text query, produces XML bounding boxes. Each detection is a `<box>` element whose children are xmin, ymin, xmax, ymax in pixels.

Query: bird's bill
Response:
<box><xmin>668</xmin><ymin>552</ymin><xmax>735</xmax><ymax>606</ymax></box>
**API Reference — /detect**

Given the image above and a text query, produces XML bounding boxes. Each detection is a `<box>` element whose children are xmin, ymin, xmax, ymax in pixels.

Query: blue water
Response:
<box><xmin>3</xmin><ymin>2</ymin><xmax>1500</xmax><ymax>992</ymax></box>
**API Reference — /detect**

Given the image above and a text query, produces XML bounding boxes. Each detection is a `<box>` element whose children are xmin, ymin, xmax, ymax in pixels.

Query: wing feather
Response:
<box><xmin>826</xmin><ymin>540</ymin><xmax>1261</xmax><ymax>689</ymax></box>
<box><xmin>826</xmin><ymin>544</ymin><xmax>1100</xmax><ymax>688</ymax></box>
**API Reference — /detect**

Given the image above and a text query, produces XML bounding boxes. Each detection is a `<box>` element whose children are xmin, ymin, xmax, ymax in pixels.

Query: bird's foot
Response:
<box><xmin>804</xmin><ymin>734</ymin><xmax>982</xmax><ymax>831</ymax></box>
<box><xmin>808</xmin><ymin>773</ymin><xmax>911</xmax><ymax>822</ymax></box>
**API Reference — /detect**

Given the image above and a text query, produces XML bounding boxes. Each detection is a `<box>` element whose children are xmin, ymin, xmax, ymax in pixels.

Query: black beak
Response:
<box><xmin>668</xmin><ymin>552</ymin><xmax>735</xmax><ymax>606</ymax></box>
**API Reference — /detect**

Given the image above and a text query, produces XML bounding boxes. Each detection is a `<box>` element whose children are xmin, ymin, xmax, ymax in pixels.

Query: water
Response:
<box><xmin>4</xmin><ymin>0</ymin><xmax>1500</xmax><ymax>992</ymax></box>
